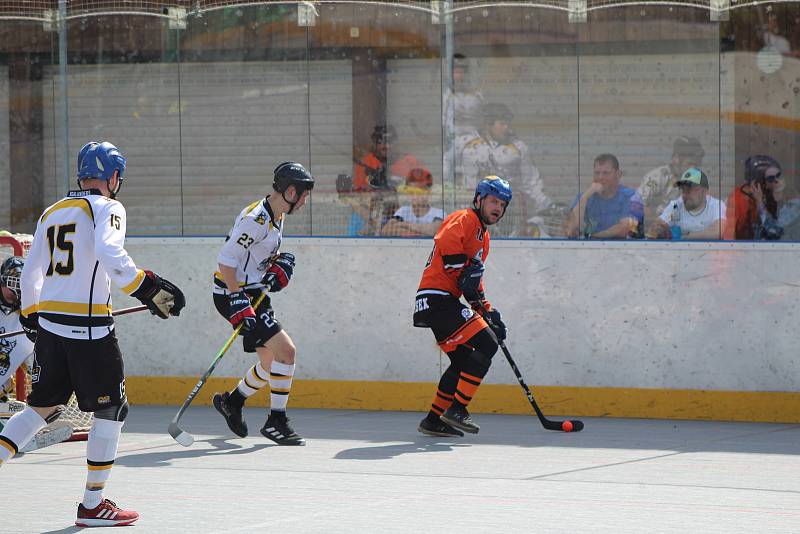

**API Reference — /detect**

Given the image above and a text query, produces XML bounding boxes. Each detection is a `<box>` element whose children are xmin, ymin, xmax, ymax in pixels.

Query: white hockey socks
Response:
<box><xmin>236</xmin><ymin>362</ymin><xmax>270</xmax><ymax>399</ymax></box>
<box><xmin>269</xmin><ymin>361</ymin><xmax>295</xmax><ymax>412</ymax></box>
<box><xmin>0</xmin><ymin>407</ymin><xmax>47</xmax><ymax>465</ymax></box>
<box><xmin>83</xmin><ymin>418</ymin><xmax>124</xmax><ymax>509</ymax></box>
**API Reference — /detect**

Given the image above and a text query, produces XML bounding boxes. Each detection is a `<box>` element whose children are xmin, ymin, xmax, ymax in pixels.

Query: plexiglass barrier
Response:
<box><xmin>1</xmin><ymin>1</ymin><xmax>799</xmax><ymax>240</ymax></box>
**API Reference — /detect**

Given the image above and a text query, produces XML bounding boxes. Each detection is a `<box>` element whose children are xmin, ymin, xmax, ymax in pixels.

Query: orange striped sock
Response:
<box><xmin>454</xmin><ymin>371</ymin><xmax>482</xmax><ymax>407</ymax></box>
<box><xmin>429</xmin><ymin>389</ymin><xmax>454</xmax><ymax>417</ymax></box>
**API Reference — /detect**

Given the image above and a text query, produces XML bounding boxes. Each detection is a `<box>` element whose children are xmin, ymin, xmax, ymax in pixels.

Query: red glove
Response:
<box><xmin>227</xmin><ymin>291</ymin><xmax>256</xmax><ymax>332</ymax></box>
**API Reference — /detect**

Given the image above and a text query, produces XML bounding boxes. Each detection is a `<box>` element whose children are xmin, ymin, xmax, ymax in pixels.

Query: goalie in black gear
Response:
<box><xmin>211</xmin><ymin>162</ymin><xmax>314</xmax><ymax>446</ymax></box>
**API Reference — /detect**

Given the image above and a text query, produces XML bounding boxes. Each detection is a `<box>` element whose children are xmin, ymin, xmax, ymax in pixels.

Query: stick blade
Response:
<box><xmin>168</xmin><ymin>422</ymin><xmax>194</xmax><ymax>447</ymax></box>
<box><xmin>570</xmin><ymin>420</ymin><xmax>585</xmax><ymax>432</ymax></box>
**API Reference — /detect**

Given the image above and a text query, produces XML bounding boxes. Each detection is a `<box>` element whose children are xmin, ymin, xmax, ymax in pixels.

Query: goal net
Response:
<box><xmin>0</xmin><ymin>232</ymin><xmax>94</xmax><ymax>440</ymax></box>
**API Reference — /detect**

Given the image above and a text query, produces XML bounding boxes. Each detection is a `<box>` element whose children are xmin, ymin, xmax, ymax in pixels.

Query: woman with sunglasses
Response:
<box><xmin>724</xmin><ymin>155</ymin><xmax>785</xmax><ymax>240</ymax></box>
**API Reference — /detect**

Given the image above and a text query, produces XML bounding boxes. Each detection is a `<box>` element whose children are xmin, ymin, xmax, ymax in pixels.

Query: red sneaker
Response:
<box><xmin>75</xmin><ymin>499</ymin><xmax>139</xmax><ymax>527</ymax></box>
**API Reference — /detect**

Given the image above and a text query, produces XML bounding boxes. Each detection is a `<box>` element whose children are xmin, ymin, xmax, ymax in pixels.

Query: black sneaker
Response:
<box><xmin>440</xmin><ymin>404</ymin><xmax>480</xmax><ymax>434</ymax></box>
<box><xmin>418</xmin><ymin>416</ymin><xmax>464</xmax><ymax>437</ymax></box>
<box><xmin>260</xmin><ymin>411</ymin><xmax>306</xmax><ymax>446</ymax></box>
<box><xmin>213</xmin><ymin>392</ymin><xmax>248</xmax><ymax>438</ymax></box>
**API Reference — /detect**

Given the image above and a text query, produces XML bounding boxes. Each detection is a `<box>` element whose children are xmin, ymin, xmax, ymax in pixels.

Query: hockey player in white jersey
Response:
<box><xmin>460</xmin><ymin>103</ymin><xmax>552</xmax><ymax>236</ymax></box>
<box><xmin>0</xmin><ymin>257</ymin><xmax>33</xmax><ymax>418</ymax></box>
<box><xmin>0</xmin><ymin>141</ymin><xmax>185</xmax><ymax>527</ymax></box>
<box><xmin>212</xmin><ymin>162</ymin><xmax>314</xmax><ymax>446</ymax></box>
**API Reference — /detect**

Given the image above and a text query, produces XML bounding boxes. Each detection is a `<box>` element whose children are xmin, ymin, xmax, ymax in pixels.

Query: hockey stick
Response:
<box><xmin>498</xmin><ymin>342</ymin><xmax>584</xmax><ymax>433</ymax></box>
<box><xmin>0</xmin><ymin>305</ymin><xmax>149</xmax><ymax>339</ymax></box>
<box><xmin>481</xmin><ymin>308</ymin><xmax>584</xmax><ymax>433</ymax></box>
<box><xmin>168</xmin><ymin>291</ymin><xmax>268</xmax><ymax>447</ymax></box>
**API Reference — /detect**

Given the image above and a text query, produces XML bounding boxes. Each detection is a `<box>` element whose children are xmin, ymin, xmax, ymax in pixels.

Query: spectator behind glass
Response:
<box><xmin>448</xmin><ymin>54</ymin><xmax>484</xmax><ymax>140</ymax></box>
<box><xmin>646</xmin><ymin>168</ymin><xmax>726</xmax><ymax>240</ymax></box>
<box><xmin>381</xmin><ymin>167</ymin><xmax>445</xmax><ymax>237</ymax></box>
<box><xmin>724</xmin><ymin>156</ymin><xmax>785</xmax><ymax>240</ymax></box>
<box><xmin>638</xmin><ymin>136</ymin><xmax>705</xmax><ymax>223</ymax></box>
<box><xmin>340</xmin><ymin>125</ymin><xmax>427</xmax><ymax>236</ymax></box>
<box><xmin>564</xmin><ymin>153</ymin><xmax>644</xmax><ymax>239</ymax></box>
<box><xmin>444</xmin><ymin>54</ymin><xmax>485</xmax><ymax>185</ymax></box>
<box><xmin>460</xmin><ymin>102</ymin><xmax>552</xmax><ymax>236</ymax></box>
<box><xmin>761</xmin><ymin>10</ymin><xmax>794</xmax><ymax>56</ymax></box>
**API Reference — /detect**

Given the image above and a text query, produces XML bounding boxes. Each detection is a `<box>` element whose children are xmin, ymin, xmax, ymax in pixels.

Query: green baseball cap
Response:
<box><xmin>676</xmin><ymin>167</ymin><xmax>709</xmax><ymax>188</ymax></box>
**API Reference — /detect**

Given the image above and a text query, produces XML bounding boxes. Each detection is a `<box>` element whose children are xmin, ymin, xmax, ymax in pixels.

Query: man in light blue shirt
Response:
<box><xmin>564</xmin><ymin>153</ymin><xmax>643</xmax><ymax>239</ymax></box>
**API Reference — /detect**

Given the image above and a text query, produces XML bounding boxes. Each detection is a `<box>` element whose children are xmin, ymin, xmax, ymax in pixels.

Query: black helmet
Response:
<box><xmin>482</xmin><ymin>102</ymin><xmax>514</xmax><ymax>124</ymax></box>
<box><xmin>744</xmin><ymin>155</ymin><xmax>781</xmax><ymax>184</ymax></box>
<box><xmin>370</xmin><ymin>125</ymin><xmax>396</xmax><ymax>145</ymax></box>
<box><xmin>672</xmin><ymin>136</ymin><xmax>705</xmax><ymax>161</ymax></box>
<box><xmin>0</xmin><ymin>256</ymin><xmax>24</xmax><ymax>312</ymax></box>
<box><xmin>273</xmin><ymin>162</ymin><xmax>315</xmax><ymax>195</ymax></box>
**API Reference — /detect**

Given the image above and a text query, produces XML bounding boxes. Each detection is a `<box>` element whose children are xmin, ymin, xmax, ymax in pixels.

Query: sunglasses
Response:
<box><xmin>765</xmin><ymin>172</ymin><xmax>782</xmax><ymax>182</ymax></box>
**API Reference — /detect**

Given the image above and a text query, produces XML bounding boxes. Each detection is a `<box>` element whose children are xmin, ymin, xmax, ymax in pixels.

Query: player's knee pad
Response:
<box><xmin>468</xmin><ymin>328</ymin><xmax>499</xmax><ymax>359</ymax></box>
<box><xmin>94</xmin><ymin>400</ymin><xmax>128</xmax><ymax>422</ymax></box>
<box><xmin>446</xmin><ymin>345</ymin><xmax>472</xmax><ymax>364</ymax></box>
<box><xmin>463</xmin><ymin>349</ymin><xmax>493</xmax><ymax>378</ymax></box>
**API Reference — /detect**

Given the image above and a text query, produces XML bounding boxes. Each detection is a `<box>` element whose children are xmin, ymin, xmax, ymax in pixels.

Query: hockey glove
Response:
<box><xmin>458</xmin><ymin>258</ymin><xmax>485</xmax><ymax>305</ymax></box>
<box><xmin>131</xmin><ymin>270</ymin><xmax>186</xmax><ymax>319</ymax></box>
<box><xmin>227</xmin><ymin>291</ymin><xmax>256</xmax><ymax>333</ymax></box>
<box><xmin>262</xmin><ymin>253</ymin><xmax>295</xmax><ymax>292</ymax></box>
<box><xmin>483</xmin><ymin>308</ymin><xmax>507</xmax><ymax>342</ymax></box>
<box><xmin>19</xmin><ymin>312</ymin><xmax>38</xmax><ymax>343</ymax></box>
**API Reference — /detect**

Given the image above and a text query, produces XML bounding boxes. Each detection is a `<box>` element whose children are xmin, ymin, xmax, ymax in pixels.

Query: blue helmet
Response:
<box><xmin>475</xmin><ymin>175</ymin><xmax>512</xmax><ymax>205</ymax></box>
<box><xmin>76</xmin><ymin>141</ymin><xmax>127</xmax><ymax>182</ymax></box>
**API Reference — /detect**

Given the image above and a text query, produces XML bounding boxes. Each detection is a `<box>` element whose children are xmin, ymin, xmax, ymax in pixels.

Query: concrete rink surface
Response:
<box><xmin>2</xmin><ymin>406</ymin><xmax>799</xmax><ymax>534</ymax></box>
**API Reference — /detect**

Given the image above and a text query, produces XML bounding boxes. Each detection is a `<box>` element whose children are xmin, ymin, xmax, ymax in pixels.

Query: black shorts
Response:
<box><xmin>213</xmin><ymin>290</ymin><xmax>283</xmax><ymax>353</ymax></box>
<box><xmin>27</xmin><ymin>328</ymin><xmax>126</xmax><ymax>412</ymax></box>
<box><xmin>413</xmin><ymin>291</ymin><xmax>487</xmax><ymax>353</ymax></box>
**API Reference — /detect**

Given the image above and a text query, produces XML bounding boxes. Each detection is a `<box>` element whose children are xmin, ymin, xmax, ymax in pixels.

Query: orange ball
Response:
<box><xmin>562</xmin><ymin>420</ymin><xmax>574</xmax><ymax>432</ymax></box>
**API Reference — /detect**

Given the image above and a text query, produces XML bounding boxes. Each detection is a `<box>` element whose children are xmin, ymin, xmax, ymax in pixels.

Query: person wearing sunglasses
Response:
<box><xmin>724</xmin><ymin>155</ymin><xmax>785</xmax><ymax>240</ymax></box>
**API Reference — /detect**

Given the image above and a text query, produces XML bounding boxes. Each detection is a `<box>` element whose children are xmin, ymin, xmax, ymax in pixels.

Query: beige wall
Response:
<box><xmin>115</xmin><ymin>237</ymin><xmax>800</xmax><ymax>393</ymax></box>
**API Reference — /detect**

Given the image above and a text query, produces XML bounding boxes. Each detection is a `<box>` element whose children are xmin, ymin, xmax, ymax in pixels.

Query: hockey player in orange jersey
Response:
<box><xmin>413</xmin><ymin>176</ymin><xmax>511</xmax><ymax>436</ymax></box>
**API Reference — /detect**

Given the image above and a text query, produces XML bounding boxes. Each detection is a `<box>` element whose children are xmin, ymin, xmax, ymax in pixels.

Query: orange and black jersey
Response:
<box><xmin>417</xmin><ymin>208</ymin><xmax>491</xmax><ymax>306</ymax></box>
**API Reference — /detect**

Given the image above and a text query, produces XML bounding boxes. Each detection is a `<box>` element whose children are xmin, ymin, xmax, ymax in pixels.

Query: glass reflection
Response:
<box><xmin>1</xmin><ymin>2</ymin><xmax>800</xmax><ymax>241</ymax></box>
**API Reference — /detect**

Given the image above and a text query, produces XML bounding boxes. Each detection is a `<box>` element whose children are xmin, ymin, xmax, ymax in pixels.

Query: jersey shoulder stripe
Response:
<box><xmin>40</xmin><ymin>198</ymin><xmax>94</xmax><ymax>225</ymax></box>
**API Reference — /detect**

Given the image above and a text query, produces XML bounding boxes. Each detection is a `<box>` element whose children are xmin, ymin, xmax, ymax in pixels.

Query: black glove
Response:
<box><xmin>227</xmin><ymin>290</ymin><xmax>256</xmax><ymax>333</ymax></box>
<box><xmin>19</xmin><ymin>312</ymin><xmax>38</xmax><ymax>343</ymax></box>
<box><xmin>262</xmin><ymin>253</ymin><xmax>295</xmax><ymax>292</ymax></box>
<box><xmin>131</xmin><ymin>270</ymin><xmax>186</xmax><ymax>319</ymax></box>
<box><xmin>484</xmin><ymin>308</ymin><xmax>507</xmax><ymax>341</ymax></box>
<box><xmin>761</xmin><ymin>218</ymin><xmax>784</xmax><ymax>240</ymax></box>
<box><xmin>458</xmin><ymin>258</ymin><xmax>485</xmax><ymax>305</ymax></box>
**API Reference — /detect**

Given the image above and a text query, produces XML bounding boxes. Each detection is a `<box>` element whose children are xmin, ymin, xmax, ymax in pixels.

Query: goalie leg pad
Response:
<box><xmin>0</xmin><ymin>407</ymin><xmax>47</xmax><ymax>459</ymax></box>
<box><xmin>44</xmin><ymin>405</ymin><xmax>64</xmax><ymax>424</ymax></box>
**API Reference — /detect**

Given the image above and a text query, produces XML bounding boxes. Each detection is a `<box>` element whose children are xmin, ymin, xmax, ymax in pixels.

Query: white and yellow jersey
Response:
<box><xmin>214</xmin><ymin>197</ymin><xmax>282</xmax><ymax>293</ymax></box>
<box><xmin>0</xmin><ymin>310</ymin><xmax>34</xmax><ymax>385</ymax></box>
<box><xmin>20</xmin><ymin>189</ymin><xmax>145</xmax><ymax>340</ymax></box>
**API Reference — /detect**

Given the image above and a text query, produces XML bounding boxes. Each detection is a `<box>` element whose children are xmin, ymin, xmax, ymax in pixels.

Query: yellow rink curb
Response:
<box><xmin>126</xmin><ymin>376</ymin><xmax>800</xmax><ymax>424</ymax></box>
